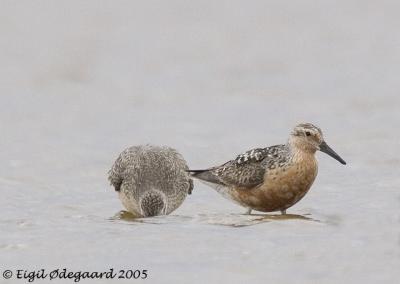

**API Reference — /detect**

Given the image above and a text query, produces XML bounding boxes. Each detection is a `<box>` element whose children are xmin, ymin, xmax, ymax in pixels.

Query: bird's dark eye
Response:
<box><xmin>305</xmin><ymin>131</ymin><xmax>311</xmax><ymax>136</ymax></box>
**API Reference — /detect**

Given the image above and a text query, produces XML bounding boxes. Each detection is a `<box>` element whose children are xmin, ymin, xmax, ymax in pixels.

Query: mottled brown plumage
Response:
<box><xmin>188</xmin><ymin>123</ymin><xmax>346</xmax><ymax>214</ymax></box>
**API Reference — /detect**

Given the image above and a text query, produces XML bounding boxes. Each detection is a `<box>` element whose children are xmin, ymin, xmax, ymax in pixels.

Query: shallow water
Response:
<box><xmin>1</xmin><ymin>1</ymin><xmax>400</xmax><ymax>283</ymax></box>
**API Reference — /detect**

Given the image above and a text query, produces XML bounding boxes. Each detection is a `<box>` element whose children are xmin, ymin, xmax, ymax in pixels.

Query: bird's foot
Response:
<box><xmin>280</xmin><ymin>209</ymin><xmax>287</xmax><ymax>215</ymax></box>
<box><xmin>245</xmin><ymin>208</ymin><xmax>252</xmax><ymax>215</ymax></box>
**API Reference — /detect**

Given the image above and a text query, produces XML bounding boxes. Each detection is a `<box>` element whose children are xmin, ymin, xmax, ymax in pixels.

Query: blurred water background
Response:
<box><xmin>1</xmin><ymin>1</ymin><xmax>399</xmax><ymax>283</ymax></box>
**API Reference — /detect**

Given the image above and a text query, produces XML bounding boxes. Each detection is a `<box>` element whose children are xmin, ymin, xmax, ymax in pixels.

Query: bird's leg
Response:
<box><xmin>245</xmin><ymin>208</ymin><xmax>252</xmax><ymax>215</ymax></box>
<box><xmin>280</xmin><ymin>209</ymin><xmax>286</xmax><ymax>215</ymax></box>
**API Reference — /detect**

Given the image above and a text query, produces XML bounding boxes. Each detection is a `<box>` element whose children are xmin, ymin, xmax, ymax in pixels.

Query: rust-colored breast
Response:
<box><xmin>231</xmin><ymin>157</ymin><xmax>318</xmax><ymax>212</ymax></box>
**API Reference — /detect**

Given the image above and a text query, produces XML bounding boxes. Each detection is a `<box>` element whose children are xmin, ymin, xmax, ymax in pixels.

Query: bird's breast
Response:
<box><xmin>233</xmin><ymin>156</ymin><xmax>318</xmax><ymax>212</ymax></box>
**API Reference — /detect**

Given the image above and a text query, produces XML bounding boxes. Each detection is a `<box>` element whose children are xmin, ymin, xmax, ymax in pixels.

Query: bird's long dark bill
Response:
<box><xmin>319</xmin><ymin>141</ymin><xmax>346</xmax><ymax>165</ymax></box>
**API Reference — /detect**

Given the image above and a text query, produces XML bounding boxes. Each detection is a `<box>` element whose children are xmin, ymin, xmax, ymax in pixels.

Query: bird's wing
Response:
<box><xmin>108</xmin><ymin>161</ymin><xmax>124</xmax><ymax>191</ymax></box>
<box><xmin>188</xmin><ymin>179</ymin><xmax>194</xmax><ymax>195</ymax></box>
<box><xmin>108</xmin><ymin>148</ymin><xmax>134</xmax><ymax>191</ymax></box>
<box><xmin>190</xmin><ymin>145</ymin><xmax>288</xmax><ymax>189</ymax></box>
<box><xmin>213</xmin><ymin>148</ymin><xmax>270</xmax><ymax>188</ymax></box>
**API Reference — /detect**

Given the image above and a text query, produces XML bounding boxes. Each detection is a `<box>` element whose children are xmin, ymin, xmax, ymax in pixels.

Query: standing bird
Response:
<box><xmin>108</xmin><ymin>145</ymin><xmax>193</xmax><ymax>217</ymax></box>
<box><xmin>188</xmin><ymin>123</ymin><xmax>346</xmax><ymax>215</ymax></box>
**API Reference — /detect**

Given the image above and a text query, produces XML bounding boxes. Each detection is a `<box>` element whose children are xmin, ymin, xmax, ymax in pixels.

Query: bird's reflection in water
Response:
<box><xmin>110</xmin><ymin>210</ymin><xmax>192</xmax><ymax>224</ymax></box>
<box><xmin>110</xmin><ymin>210</ymin><xmax>320</xmax><ymax>227</ymax></box>
<box><xmin>197</xmin><ymin>213</ymin><xmax>320</xmax><ymax>227</ymax></box>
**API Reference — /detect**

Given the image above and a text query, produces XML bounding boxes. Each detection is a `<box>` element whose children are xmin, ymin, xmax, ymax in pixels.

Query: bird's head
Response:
<box><xmin>289</xmin><ymin>123</ymin><xmax>346</xmax><ymax>165</ymax></box>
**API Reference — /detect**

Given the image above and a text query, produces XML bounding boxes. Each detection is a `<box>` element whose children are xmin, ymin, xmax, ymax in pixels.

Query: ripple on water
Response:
<box><xmin>0</xmin><ymin>219</ymin><xmax>35</xmax><ymax>228</ymax></box>
<box><xmin>0</xmin><ymin>243</ymin><xmax>27</xmax><ymax>250</ymax></box>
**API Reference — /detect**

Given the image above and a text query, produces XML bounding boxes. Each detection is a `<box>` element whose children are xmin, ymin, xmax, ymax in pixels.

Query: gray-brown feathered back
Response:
<box><xmin>108</xmin><ymin>145</ymin><xmax>193</xmax><ymax>217</ymax></box>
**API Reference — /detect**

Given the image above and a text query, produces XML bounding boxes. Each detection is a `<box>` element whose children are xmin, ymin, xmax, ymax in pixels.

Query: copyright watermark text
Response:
<box><xmin>2</xmin><ymin>268</ymin><xmax>148</xmax><ymax>282</ymax></box>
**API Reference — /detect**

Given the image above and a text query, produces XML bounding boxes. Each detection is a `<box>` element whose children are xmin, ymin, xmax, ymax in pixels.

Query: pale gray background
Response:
<box><xmin>1</xmin><ymin>1</ymin><xmax>399</xmax><ymax>283</ymax></box>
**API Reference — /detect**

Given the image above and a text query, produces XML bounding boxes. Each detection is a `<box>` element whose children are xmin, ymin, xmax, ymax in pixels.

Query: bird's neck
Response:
<box><xmin>287</xmin><ymin>139</ymin><xmax>317</xmax><ymax>164</ymax></box>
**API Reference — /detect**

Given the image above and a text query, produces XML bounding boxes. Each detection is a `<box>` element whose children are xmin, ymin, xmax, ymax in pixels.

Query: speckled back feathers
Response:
<box><xmin>191</xmin><ymin>145</ymin><xmax>291</xmax><ymax>189</ymax></box>
<box><xmin>108</xmin><ymin>145</ymin><xmax>193</xmax><ymax>217</ymax></box>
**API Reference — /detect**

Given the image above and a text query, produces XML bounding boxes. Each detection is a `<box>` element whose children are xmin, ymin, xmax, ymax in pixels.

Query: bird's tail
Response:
<box><xmin>186</xmin><ymin>169</ymin><xmax>221</xmax><ymax>185</ymax></box>
<box><xmin>139</xmin><ymin>190</ymin><xmax>166</xmax><ymax>217</ymax></box>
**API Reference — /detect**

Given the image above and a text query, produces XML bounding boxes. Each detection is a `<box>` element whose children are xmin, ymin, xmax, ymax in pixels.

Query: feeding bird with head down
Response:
<box><xmin>109</xmin><ymin>145</ymin><xmax>193</xmax><ymax>217</ymax></box>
